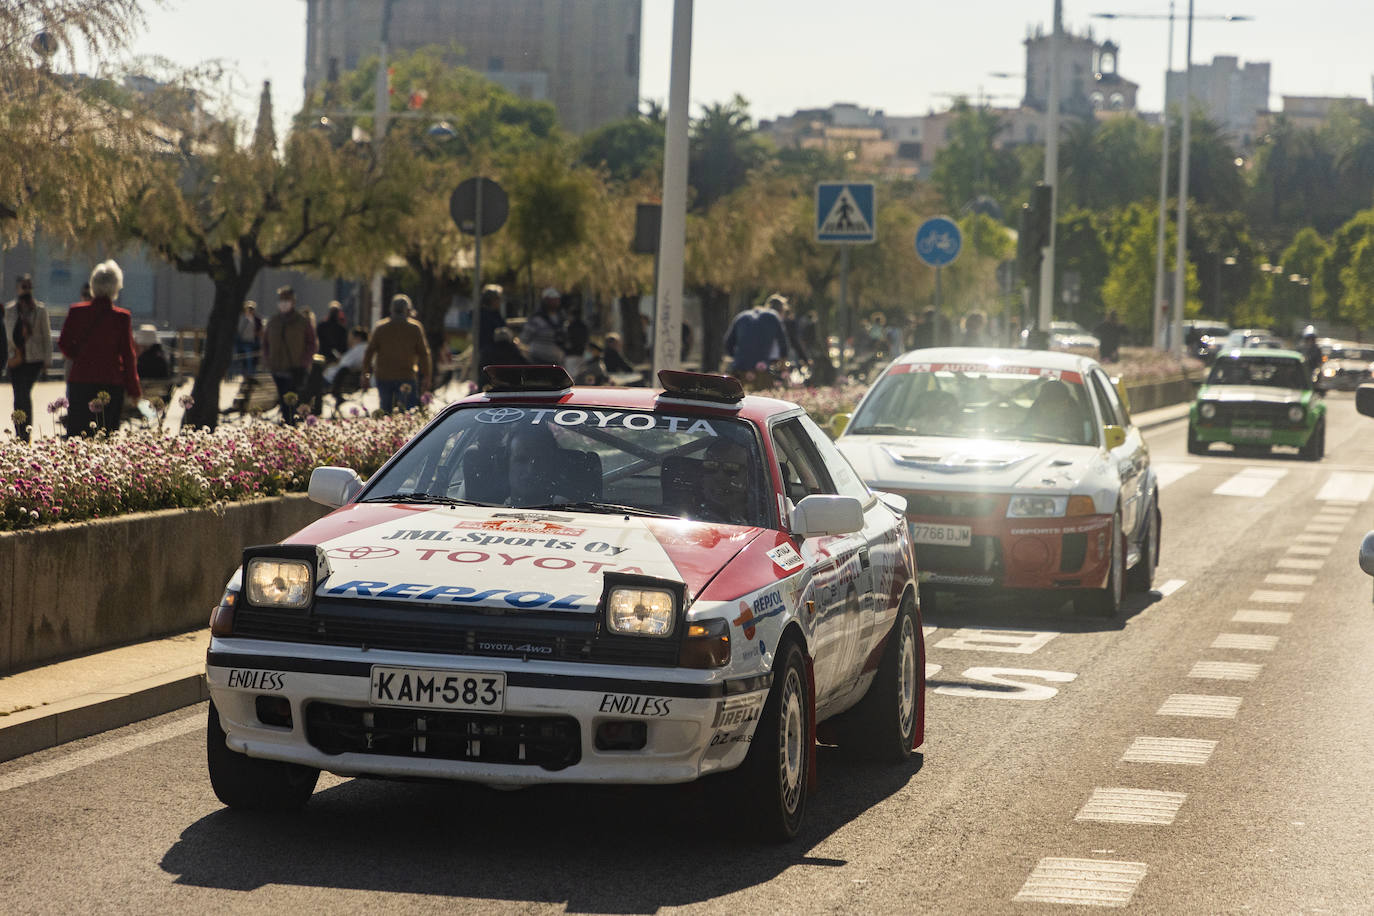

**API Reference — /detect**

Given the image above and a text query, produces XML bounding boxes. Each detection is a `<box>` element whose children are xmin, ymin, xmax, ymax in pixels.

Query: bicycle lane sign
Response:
<box><xmin>915</xmin><ymin>216</ymin><xmax>962</xmax><ymax>267</ymax></box>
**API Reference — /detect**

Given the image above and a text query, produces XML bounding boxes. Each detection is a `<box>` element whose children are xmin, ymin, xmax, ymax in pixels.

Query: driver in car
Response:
<box><xmin>1023</xmin><ymin>379</ymin><xmax>1088</xmax><ymax>443</ymax></box>
<box><xmin>508</xmin><ymin>424</ymin><xmax>567</xmax><ymax>506</ymax></box>
<box><xmin>693</xmin><ymin>438</ymin><xmax>754</xmax><ymax>526</ymax></box>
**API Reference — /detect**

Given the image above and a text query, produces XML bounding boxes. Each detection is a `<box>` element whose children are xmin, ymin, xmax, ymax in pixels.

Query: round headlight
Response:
<box><xmin>1288</xmin><ymin>405</ymin><xmax>1304</xmax><ymax>422</ymax></box>
<box><xmin>1200</xmin><ymin>402</ymin><xmax>1216</xmax><ymax>419</ymax></box>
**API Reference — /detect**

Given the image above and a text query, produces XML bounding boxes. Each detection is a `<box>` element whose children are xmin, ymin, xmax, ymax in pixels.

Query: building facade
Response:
<box><xmin>303</xmin><ymin>0</ymin><xmax>642</xmax><ymax>135</ymax></box>
<box><xmin>1167</xmin><ymin>55</ymin><xmax>1270</xmax><ymax>147</ymax></box>
<box><xmin>1023</xmin><ymin>27</ymin><xmax>1138</xmax><ymax>117</ymax></box>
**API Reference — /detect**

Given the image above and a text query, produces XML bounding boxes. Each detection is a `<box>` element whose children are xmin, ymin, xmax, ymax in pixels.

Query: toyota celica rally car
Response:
<box><xmin>205</xmin><ymin>367</ymin><xmax>924</xmax><ymax>841</ymax></box>
<box><xmin>833</xmin><ymin>348</ymin><xmax>1160</xmax><ymax>617</ymax></box>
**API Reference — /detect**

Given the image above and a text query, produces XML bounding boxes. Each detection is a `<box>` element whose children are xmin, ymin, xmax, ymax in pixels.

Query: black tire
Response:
<box><xmin>1300</xmin><ymin>419</ymin><xmax>1325</xmax><ymax>461</ymax></box>
<box><xmin>1075</xmin><ymin>512</ymin><xmax>1123</xmax><ymax>617</ymax></box>
<box><xmin>207</xmin><ymin>701</ymin><xmax>319</xmax><ymax>811</ymax></box>
<box><xmin>918</xmin><ymin>583</ymin><xmax>938</xmax><ymax>617</ymax></box>
<box><xmin>842</xmin><ymin>599</ymin><xmax>920</xmax><ymax>762</ymax></box>
<box><xmin>1125</xmin><ymin>499</ymin><xmax>1159</xmax><ymax>593</ymax></box>
<box><xmin>1186</xmin><ymin>423</ymin><xmax>1206</xmax><ymax>455</ymax></box>
<box><xmin>736</xmin><ymin>639</ymin><xmax>811</xmax><ymax>842</ymax></box>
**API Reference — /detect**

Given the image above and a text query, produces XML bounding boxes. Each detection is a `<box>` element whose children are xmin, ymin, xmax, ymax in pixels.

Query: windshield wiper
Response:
<box><xmin>361</xmin><ymin>493</ymin><xmax>489</xmax><ymax>506</ymax></box>
<box><xmin>525</xmin><ymin>501</ymin><xmax>676</xmax><ymax>518</ymax></box>
<box><xmin>849</xmin><ymin>424</ymin><xmax>918</xmax><ymax>436</ymax></box>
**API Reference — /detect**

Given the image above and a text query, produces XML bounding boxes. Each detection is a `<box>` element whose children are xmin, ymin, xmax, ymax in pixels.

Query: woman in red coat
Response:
<box><xmin>58</xmin><ymin>260</ymin><xmax>141</xmax><ymax>436</ymax></box>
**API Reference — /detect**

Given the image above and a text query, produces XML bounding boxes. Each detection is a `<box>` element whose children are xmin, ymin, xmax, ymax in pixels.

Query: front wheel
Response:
<box><xmin>1075</xmin><ymin>512</ymin><xmax>1123</xmax><ymax>617</ymax></box>
<box><xmin>735</xmin><ymin>640</ymin><xmax>811</xmax><ymax>842</ymax></box>
<box><xmin>1186</xmin><ymin>423</ymin><xmax>1206</xmax><ymax>455</ymax></box>
<box><xmin>839</xmin><ymin>599</ymin><xmax>921</xmax><ymax>762</ymax></box>
<box><xmin>207</xmin><ymin>702</ymin><xmax>319</xmax><ymax>812</ymax></box>
<box><xmin>1125</xmin><ymin>500</ymin><xmax>1160</xmax><ymax>593</ymax></box>
<box><xmin>1300</xmin><ymin>419</ymin><xmax>1325</xmax><ymax>461</ymax></box>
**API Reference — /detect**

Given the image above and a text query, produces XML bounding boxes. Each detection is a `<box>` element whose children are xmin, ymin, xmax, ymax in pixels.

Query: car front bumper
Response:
<box><xmin>908</xmin><ymin>512</ymin><xmax>1114</xmax><ymax>591</ymax></box>
<box><xmin>206</xmin><ymin>639</ymin><xmax>769</xmax><ymax>787</ymax></box>
<box><xmin>1192</xmin><ymin>420</ymin><xmax>1313</xmax><ymax>447</ymax></box>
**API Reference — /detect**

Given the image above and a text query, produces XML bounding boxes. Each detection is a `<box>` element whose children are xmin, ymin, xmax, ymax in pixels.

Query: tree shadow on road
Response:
<box><xmin>921</xmin><ymin>586</ymin><xmax>1166</xmax><ymax>634</ymax></box>
<box><xmin>160</xmin><ymin>748</ymin><xmax>924</xmax><ymax>910</ymax></box>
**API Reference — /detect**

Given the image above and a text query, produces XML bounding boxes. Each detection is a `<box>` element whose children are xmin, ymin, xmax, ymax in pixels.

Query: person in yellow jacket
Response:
<box><xmin>362</xmin><ymin>294</ymin><xmax>432</xmax><ymax>413</ymax></box>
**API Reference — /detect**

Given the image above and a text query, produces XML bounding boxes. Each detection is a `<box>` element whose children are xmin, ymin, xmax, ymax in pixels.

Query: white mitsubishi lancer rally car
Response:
<box><xmin>206</xmin><ymin>367</ymin><xmax>924</xmax><ymax>840</ymax></box>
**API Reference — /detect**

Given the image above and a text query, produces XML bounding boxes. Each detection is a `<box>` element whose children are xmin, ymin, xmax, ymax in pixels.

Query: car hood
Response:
<box><xmin>836</xmin><ymin>435</ymin><xmax>1100</xmax><ymax>494</ymax></box>
<box><xmin>1198</xmin><ymin>385</ymin><xmax>1306</xmax><ymax>403</ymax></box>
<box><xmin>283</xmin><ymin>502</ymin><xmax>765</xmax><ymax>612</ymax></box>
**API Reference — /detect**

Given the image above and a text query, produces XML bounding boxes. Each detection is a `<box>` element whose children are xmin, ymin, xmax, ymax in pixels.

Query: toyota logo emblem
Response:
<box><xmin>475</xmin><ymin>406</ymin><xmax>526</xmax><ymax>424</ymax></box>
<box><xmin>327</xmin><ymin>546</ymin><xmax>400</xmax><ymax>560</ymax></box>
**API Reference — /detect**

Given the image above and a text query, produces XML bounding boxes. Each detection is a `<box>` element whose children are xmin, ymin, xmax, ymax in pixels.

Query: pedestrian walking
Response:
<box><xmin>235</xmin><ymin>301</ymin><xmax>262</xmax><ymax>377</ymax></box>
<box><xmin>960</xmin><ymin>311</ymin><xmax>989</xmax><ymax>348</ymax></box>
<box><xmin>262</xmin><ymin>285</ymin><xmax>317</xmax><ymax>424</ymax></box>
<box><xmin>1094</xmin><ymin>310</ymin><xmax>1123</xmax><ymax>363</ymax></box>
<box><xmin>476</xmin><ymin>284</ymin><xmax>509</xmax><ymax>373</ymax></box>
<box><xmin>723</xmin><ymin>294</ymin><xmax>788</xmax><ymax>381</ymax></box>
<box><xmin>912</xmin><ymin>308</ymin><xmax>937</xmax><ymax>350</ymax></box>
<box><xmin>363</xmin><ymin>294</ymin><xmax>432</xmax><ymax>413</ymax></box>
<box><xmin>521</xmin><ymin>287</ymin><xmax>567</xmax><ymax>365</ymax></box>
<box><xmin>316</xmin><ymin>300</ymin><xmax>349</xmax><ymax>365</ymax></box>
<box><xmin>58</xmin><ymin>261</ymin><xmax>141</xmax><ymax>436</ymax></box>
<box><xmin>4</xmin><ymin>274</ymin><xmax>53</xmax><ymax>441</ymax></box>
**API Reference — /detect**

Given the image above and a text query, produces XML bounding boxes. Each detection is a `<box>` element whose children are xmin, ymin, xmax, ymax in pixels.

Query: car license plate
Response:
<box><xmin>911</xmin><ymin>523</ymin><xmax>972</xmax><ymax>547</ymax></box>
<box><xmin>370</xmin><ymin>666</ymin><xmax>506</xmax><ymax>713</ymax></box>
<box><xmin>1231</xmin><ymin>426</ymin><xmax>1272</xmax><ymax>440</ymax></box>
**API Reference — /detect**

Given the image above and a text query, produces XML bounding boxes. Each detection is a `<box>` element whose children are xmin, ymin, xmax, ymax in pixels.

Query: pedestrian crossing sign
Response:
<box><xmin>816</xmin><ymin>182</ymin><xmax>876</xmax><ymax>243</ymax></box>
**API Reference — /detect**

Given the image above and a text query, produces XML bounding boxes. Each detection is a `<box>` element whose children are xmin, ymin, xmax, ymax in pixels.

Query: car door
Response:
<box><xmin>770</xmin><ymin>415</ymin><xmax>872</xmax><ymax>714</ymax></box>
<box><xmin>1089</xmin><ymin>368</ymin><xmax>1145</xmax><ymax>540</ymax></box>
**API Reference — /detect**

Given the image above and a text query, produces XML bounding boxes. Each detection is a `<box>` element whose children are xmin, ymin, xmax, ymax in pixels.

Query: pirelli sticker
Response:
<box><xmin>766</xmin><ymin>543</ymin><xmax>804</xmax><ymax>573</ymax></box>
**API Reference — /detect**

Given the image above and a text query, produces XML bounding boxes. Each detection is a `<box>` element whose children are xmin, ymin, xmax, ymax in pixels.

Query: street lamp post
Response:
<box><xmin>1091</xmin><ymin>7</ymin><xmax>1251</xmax><ymax>350</ymax></box>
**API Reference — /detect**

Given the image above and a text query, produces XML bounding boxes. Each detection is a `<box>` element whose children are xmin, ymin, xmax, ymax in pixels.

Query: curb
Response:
<box><xmin>0</xmin><ymin>671</ymin><xmax>208</xmax><ymax>764</ymax></box>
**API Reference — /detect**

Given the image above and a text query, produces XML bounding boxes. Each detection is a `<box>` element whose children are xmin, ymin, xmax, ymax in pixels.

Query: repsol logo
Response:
<box><xmin>752</xmin><ymin>589</ymin><xmax>783</xmax><ymax>615</ymax></box>
<box><xmin>598</xmin><ymin>693</ymin><xmax>672</xmax><ymax>717</ymax></box>
<box><xmin>325</xmin><ymin>580</ymin><xmax>588</xmax><ymax>609</ymax></box>
<box><xmin>227</xmin><ymin>669</ymin><xmax>285</xmax><ymax>691</ymax></box>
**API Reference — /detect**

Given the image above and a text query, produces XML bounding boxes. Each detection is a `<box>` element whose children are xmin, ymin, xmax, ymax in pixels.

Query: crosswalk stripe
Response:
<box><xmin>1076</xmin><ymin>787</ymin><xmax>1187</xmax><ymax>825</ymax></box>
<box><xmin>1158</xmin><ymin>694</ymin><xmax>1242</xmax><ymax>717</ymax></box>
<box><xmin>1154</xmin><ymin>462</ymin><xmax>1201</xmax><ymax>489</ymax></box>
<box><xmin>1191</xmin><ymin>660</ymin><xmax>1264</xmax><ymax>679</ymax></box>
<box><xmin>1212</xmin><ymin>633</ymin><xmax>1280</xmax><ymax>651</ymax></box>
<box><xmin>1232</xmin><ymin>610</ymin><xmax>1292</xmax><ymax>624</ymax></box>
<box><xmin>1122</xmin><ymin>736</ymin><xmax>1218</xmax><ymax>765</ymax></box>
<box><xmin>1277</xmin><ymin>557</ymin><xmax>1324</xmax><ymax>569</ymax></box>
<box><xmin>1287</xmin><ymin>544</ymin><xmax>1332</xmax><ymax>556</ymax></box>
<box><xmin>1015</xmin><ymin>858</ymin><xmax>1148</xmax><ymax>907</ymax></box>
<box><xmin>1213</xmin><ymin>467</ymin><xmax>1287</xmax><ymax>498</ymax></box>
<box><xmin>1264</xmin><ymin>573</ymin><xmax>1315</xmax><ymax>586</ymax></box>
<box><xmin>1316</xmin><ymin>472</ymin><xmax>1374</xmax><ymax>502</ymax></box>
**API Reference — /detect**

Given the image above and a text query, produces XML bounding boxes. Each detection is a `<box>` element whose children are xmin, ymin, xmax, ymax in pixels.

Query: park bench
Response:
<box><xmin>221</xmin><ymin>371</ymin><xmax>280</xmax><ymax>421</ymax></box>
<box><xmin>120</xmin><ymin>375</ymin><xmax>184</xmax><ymax>427</ymax></box>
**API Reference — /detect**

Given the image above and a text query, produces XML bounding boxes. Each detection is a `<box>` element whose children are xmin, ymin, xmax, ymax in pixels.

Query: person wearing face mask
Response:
<box><xmin>4</xmin><ymin>274</ymin><xmax>53</xmax><ymax>441</ymax></box>
<box><xmin>262</xmin><ymin>285</ymin><xmax>317</xmax><ymax>424</ymax></box>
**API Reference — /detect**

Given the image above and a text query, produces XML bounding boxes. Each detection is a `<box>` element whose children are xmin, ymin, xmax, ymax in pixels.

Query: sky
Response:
<box><xmin>126</xmin><ymin>0</ymin><xmax>1373</xmax><ymax>134</ymax></box>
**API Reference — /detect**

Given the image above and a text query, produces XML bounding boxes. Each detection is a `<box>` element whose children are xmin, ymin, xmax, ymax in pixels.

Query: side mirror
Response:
<box><xmin>790</xmin><ymin>494</ymin><xmax>864</xmax><ymax>538</ymax></box>
<box><xmin>1103</xmin><ymin>425</ymin><xmax>1127</xmax><ymax>450</ymax></box>
<box><xmin>1360</xmin><ymin>531</ymin><xmax>1374</xmax><ymax>576</ymax></box>
<box><xmin>1111</xmin><ymin>376</ymin><xmax>1133</xmax><ymax>421</ymax></box>
<box><xmin>830</xmin><ymin>412</ymin><xmax>852</xmax><ymax>438</ymax></box>
<box><xmin>1357</xmin><ymin>384</ymin><xmax>1374</xmax><ymax>418</ymax></box>
<box><xmin>309</xmin><ymin>466</ymin><xmax>364</xmax><ymax>508</ymax></box>
<box><xmin>875</xmin><ymin>490</ymin><xmax>908</xmax><ymax>516</ymax></box>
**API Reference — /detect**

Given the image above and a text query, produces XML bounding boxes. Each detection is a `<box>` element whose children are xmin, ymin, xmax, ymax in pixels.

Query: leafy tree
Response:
<box><xmin>1053</xmin><ymin>208</ymin><xmax>1110</xmax><ymax>325</ymax></box>
<box><xmin>1058</xmin><ymin>117</ymin><xmax>1158</xmax><ymax>212</ymax></box>
<box><xmin>114</xmin><ymin>75</ymin><xmax>400</xmax><ymax>430</ymax></box>
<box><xmin>578</xmin><ymin>113</ymin><xmax>663</xmax><ymax>183</ymax></box>
<box><xmin>1170</xmin><ymin>111</ymin><xmax>1245</xmax><ymax>213</ymax></box>
<box><xmin>505</xmin><ymin>144</ymin><xmax>593</xmax><ymax>306</ymax></box>
<box><xmin>1100</xmin><ymin>202</ymin><xmax>1198</xmax><ymax>335</ymax></box>
<box><xmin>929</xmin><ymin>100</ymin><xmax>1022</xmax><ymax>216</ymax></box>
<box><xmin>688</xmin><ymin>94</ymin><xmax>771</xmax><ymax>212</ymax></box>
<box><xmin>1248</xmin><ymin>116</ymin><xmax>1344</xmax><ymax>244</ymax></box>
<box><xmin>0</xmin><ymin>0</ymin><xmax>147</xmax><ymax>243</ymax></box>
<box><xmin>1337</xmin><ymin>235</ymin><xmax>1374</xmax><ymax>330</ymax></box>
<box><xmin>1315</xmin><ymin>210</ymin><xmax>1374</xmax><ymax>328</ymax></box>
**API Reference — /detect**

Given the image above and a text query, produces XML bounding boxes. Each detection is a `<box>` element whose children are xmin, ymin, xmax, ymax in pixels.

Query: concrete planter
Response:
<box><xmin>0</xmin><ymin>494</ymin><xmax>328</xmax><ymax>675</ymax></box>
<box><xmin>1122</xmin><ymin>374</ymin><xmax>1199</xmax><ymax>414</ymax></box>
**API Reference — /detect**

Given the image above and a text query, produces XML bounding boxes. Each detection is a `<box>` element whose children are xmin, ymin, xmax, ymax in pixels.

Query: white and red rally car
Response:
<box><xmin>206</xmin><ymin>367</ymin><xmax>923</xmax><ymax>840</ymax></box>
<box><xmin>835</xmin><ymin>348</ymin><xmax>1160</xmax><ymax>616</ymax></box>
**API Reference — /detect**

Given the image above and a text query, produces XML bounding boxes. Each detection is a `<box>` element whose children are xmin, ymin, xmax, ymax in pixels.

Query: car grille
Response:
<box><xmin>232</xmin><ymin>600</ymin><xmax>680</xmax><ymax>667</ymax></box>
<box><xmin>1205</xmin><ymin>403</ymin><xmax>1293</xmax><ymax>426</ymax></box>
<box><xmin>903</xmin><ymin>492</ymin><xmax>1003</xmax><ymax>517</ymax></box>
<box><xmin>305</xmin><ymin>702</ymin><xmax>581</xmax><ymax>770</ymax></box>
<box><xmin>916</xmin><ymin>535</ymin><xmax>1004</xmax><ymax>578</ymax></box>
<box><xmin>1060</xmin><ymin>533</ymin><xmax>1088</xmax><ymax>572</ymax></box>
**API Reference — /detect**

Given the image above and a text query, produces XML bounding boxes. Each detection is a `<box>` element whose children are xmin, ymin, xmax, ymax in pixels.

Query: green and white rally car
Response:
<box><xmin>1188</xmin><ymin>348</ymin><xmax>1326</xmax><ymax>459</ymax></box>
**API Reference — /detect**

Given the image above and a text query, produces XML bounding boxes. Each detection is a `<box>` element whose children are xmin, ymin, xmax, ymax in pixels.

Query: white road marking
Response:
<box><xmin>0</xmin><ymin>713</ymin><xmax>203</xmax><ymax>794</ymax></box>
<box><xmin>1191</xmin><ymin>660</ymin><xmax>1264</xmax><ymax>680</ymax></box>
<box><xmin>1231</xmin><ymin>610</ymin><xmax>1293</xmax><ymax>625</ymax></box>
<box><xmin>1316</xmin><ymin>472</ymin><xmax>1374</xmax><ymax>502</ymax></box>
<box><xmin>922</xmin><ymin>626</ymin><xmax>939</xmax><ymax>639</ymax></box>
<box><xmin>1317</xmin><ymin>506</ymin><xmax>1358</xmax><ymax>517</ymax></box>
<box><xmin>1304</xmin><ymin>523</ymin><xmax>1346</xmax><ymax>533</ymax></box>
<box><xmin>1153</xmin><ymin>462</ymin><xmax>1201</xmax><ymax>489</ymax></box>
<box><xmin>925</xmin><ymin>662</ymin><xmax>942</xmax><ymax>678</ymax></box>
<box><xmin>1213</xmin><ymin>467</ymin><xmax>1287</xmax><ymax>498</ymax></box>
<box><xmin>1015</xmin><ymin>858</ymin><xmax>1148</xmax><ymax>908</ymax></box>
<box><xmin>1247</xmin><ymin>590</ymin><xmax>1304</xmax><ymax>604</ymax></box>
<box><xmin>931</xmin><ymin>667</ymin><xmax>1077</xmax><ymax>701</ymax></box>
<box><xmin>1278</xmin><ymin>557</ymin><xmax>1325</xmax><ymax>569</ymax></box>
<box><xmin>1264</xmin><ymin>573</ymin><xmax>1315</xmax><ymax>586</ymax></box>
<box><xmin>1158</xmin><ymin>694</ymin><xmax>1243</xmax><ymax>718</ymax></box>
<box><xmin>1155</xmin><ymin>579</ymin><xmax>1187</xmax><ymax>597</ymax></box>
<box><xmin>1122</xmin><ymin>737</ymin><xmax>1218</xmax><ymax>765</ymax></box>
<box><xmin>1295</xmin><ymin>534</ymin><xmax>1339</xmax><ymax>544</ymax></box>
<box><xmin>1076</xmin><ymin>788</ymin><xmax>1187</xmax><ymax>825</ymax></box>
<box><xmin>1287</xmin><ymin>544</ymin><xmax>1332</xmax><ymax>556</ymax></box>
<box><xmin>1212</xmin><ymin>633</ymin><xmax>1280</xmax><ymax>651</ymax></box>
<box><xmin>934</xmin><ymin>628</ymin><xmax>1060</xmax><ymax>655</ymax></box>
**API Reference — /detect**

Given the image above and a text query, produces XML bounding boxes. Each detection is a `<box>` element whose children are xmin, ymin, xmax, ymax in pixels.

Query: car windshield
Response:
<box><xmin>360</xmin><ymin>405</ymin><xmax>773</xmax><ymax>527</ymax></box>
<box><xmin>848</xmin><ymin>363</ymin><xmax>1098</xmax><ymax>445</ymax></box>
<box><xmin>1331</xmin><ymin>347</ymin><xmax>1374</xmax><ymax>361</ymax></box>
<box><xmin>1206</xmin><ymin>357</ymin><xmax>1309</xmax><ymax>389</ymax></box>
